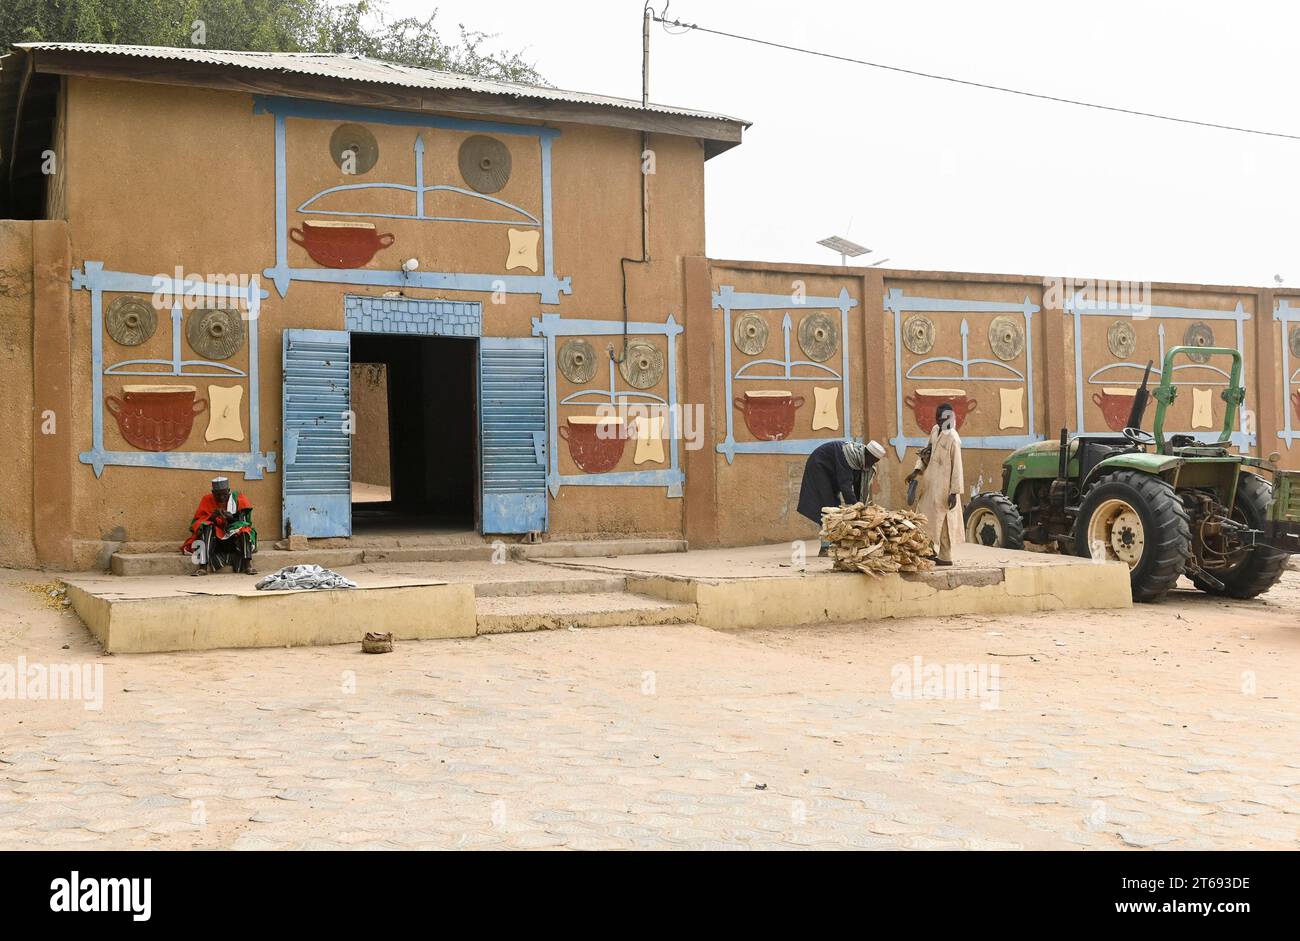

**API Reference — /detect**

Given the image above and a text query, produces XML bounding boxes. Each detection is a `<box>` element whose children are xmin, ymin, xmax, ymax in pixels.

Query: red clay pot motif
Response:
<box><xmin>290</xmin><ymin>220</ymin><xmax>395</xmax><ymax>268</ymax></box>
<box><xmin>106</xmin><ymin>384</ymin><xmax>207</xmax><ymax>452</ymax></box>
<box><xmin>1292</xmin><ymin>389</ymin><xmax>1300</xmax><ymax>424</ymax></box>
<box><xmin>734</xmin><ymin>390</ymin><xmax>804</xmax><ymax>441</ymax></box>
<box><xmin>561</xmin><ymin>416</ymin><xmax>627</xmax><ymax>473</ymax></box>
<box><xmin>1092</xmin><ymin>387</ymin><xmax>1138</xmax><ymax>432</ymax></box>
<box><xmin>903</xmin><ymin>388</ymin><xmax>977</xmax><ymax>433</ymax></box>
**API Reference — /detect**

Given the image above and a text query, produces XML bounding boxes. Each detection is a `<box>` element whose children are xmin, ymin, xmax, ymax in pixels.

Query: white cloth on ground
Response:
<box><xmin>254</xmin><ymin>564</ymin><xmax>357</xmax><ymax>591</ymax></box>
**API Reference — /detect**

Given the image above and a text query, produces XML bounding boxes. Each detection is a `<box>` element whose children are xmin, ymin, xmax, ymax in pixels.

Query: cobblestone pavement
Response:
<box><xmin>1</xmin><ymin>568</ymin><xmax>1297</xmax><ymax>850</ymax></box>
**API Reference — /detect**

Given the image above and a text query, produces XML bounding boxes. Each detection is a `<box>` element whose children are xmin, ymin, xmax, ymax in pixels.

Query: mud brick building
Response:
<box><xmin>0</xmin><ymin>43</ymin><xmax>1294</xmax><ymax>569</ymax></box>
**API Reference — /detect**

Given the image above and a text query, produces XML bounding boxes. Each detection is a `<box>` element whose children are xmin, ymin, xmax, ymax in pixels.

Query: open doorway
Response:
<box><xmin>349</xmin><ymin>333</ymin><xmax>478</xmax><ymax>536</ymax></box>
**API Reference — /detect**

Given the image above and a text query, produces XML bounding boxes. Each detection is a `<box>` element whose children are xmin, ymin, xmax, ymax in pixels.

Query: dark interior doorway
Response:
<box><xmin>349</xmin><ymin>333</ymin><xmax>478</xmax><ymax>535</ymax></box>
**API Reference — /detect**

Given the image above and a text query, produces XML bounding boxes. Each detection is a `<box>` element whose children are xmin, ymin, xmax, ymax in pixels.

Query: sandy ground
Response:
<box><xmin>0</xmin><ymin>566</ymin><xmax>1296</xmax><ymax>850</ymax></box>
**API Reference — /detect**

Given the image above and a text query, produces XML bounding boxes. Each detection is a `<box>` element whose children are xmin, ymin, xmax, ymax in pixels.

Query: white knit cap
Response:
<box><xmin>866</xmin><ymin>440</ymin><xmax>885</xmax><ymax>459</ymax></box>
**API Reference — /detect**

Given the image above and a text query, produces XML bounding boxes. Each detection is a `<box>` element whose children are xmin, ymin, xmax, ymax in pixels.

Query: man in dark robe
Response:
<box><xmin>798</xmin><ymin>440</ymin><xmax>886</xmax><ymax>554</ymax></box>
<box><xmin>181</xmin><ymin>477</ymin><xmax>258</xmax><ymax>575</ymax></box>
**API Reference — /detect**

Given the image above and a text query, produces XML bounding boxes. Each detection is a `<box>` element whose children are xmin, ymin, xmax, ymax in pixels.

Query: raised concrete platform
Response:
<box><xmin>546</xmin><ymin>541</ymin><xmax>1133</xmax><ymax>630</ymax></box>
<box><xmin>63</xmin><ymin>541</ymin><xmax>1129</xmax><ymax>653</ymax></box>
<box><xmin>62</xmin><ymin>572</ymin><xmax>476</xmax><ymax>653</ymax></box>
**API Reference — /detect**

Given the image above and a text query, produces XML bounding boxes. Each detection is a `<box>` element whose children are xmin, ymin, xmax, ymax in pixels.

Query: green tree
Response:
<box><xmin>0</xmin><ymin>0</ymin><xmax>545</xmax><ymax>83</ymax></box>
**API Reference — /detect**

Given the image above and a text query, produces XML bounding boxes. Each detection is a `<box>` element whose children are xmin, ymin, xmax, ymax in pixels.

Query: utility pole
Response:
<box><xmin>642</xmin><ymin>3</ymin><xmax>651</xmax><ymax>107</ymax></box>
<box><xmin>639</xmin><ymin>4</ymin><xmax>651</xmax><ymax>261</ymax></box>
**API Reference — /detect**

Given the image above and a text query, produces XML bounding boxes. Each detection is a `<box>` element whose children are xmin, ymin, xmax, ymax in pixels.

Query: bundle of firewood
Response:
<box><xmin>820</xmin><ymin>502</ymin><xmax>935</xmax><ymax>575</ymax></box>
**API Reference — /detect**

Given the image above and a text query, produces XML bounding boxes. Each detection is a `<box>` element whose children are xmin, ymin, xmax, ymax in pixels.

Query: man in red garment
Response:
<box><xmin>181</xmin><ymin>477</ymin><xmax>258</xmax><ymax>576</ymax></box>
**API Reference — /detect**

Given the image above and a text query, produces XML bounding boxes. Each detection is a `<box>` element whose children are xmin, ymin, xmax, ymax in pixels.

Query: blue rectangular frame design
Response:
<box><xmin>713</xmin><ymin>285</ymin><xmax>859</xmax><ymax>462</ymax></box>
<box><xmin>885</xmin><ymin>288</ymin><xmax>1043</xmax><ymax>459</ymax></box>
<box><xmin>1274</xmin><ymin>299</ymin><xmax>1300</xmax><ymax>448</ymax></box>
<box><xmin>73</xmin><ymin>262</ymin><xmax>276</xmax><ymax>479</ymax></box>
<box><xmin>254</xmin><ymin>95</ymin><xmax>572</xmax><ymax>305</ymax></box>
<box><xmin>1066</xmin><ymin>293</ymin><xmax>1255</xmax><ymax>451</ymax></box>
<box><xmin>531</xmin><ymin>313</ymin><xmax>684</xmax><ymax>496</ymax></box>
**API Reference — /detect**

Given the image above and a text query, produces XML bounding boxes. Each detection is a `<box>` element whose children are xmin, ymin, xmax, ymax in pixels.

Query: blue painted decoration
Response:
<box><xmin>73</xmin><ymin>262</ymin><xmax>275</xmax><ymax>479</ymax></box>
<box><xmin>1276</xmin><ymin>299</ymin><xmax>1300</xmax><ymax>449</ymax></box>
<box><xmin>885</xmin><ymin>288</ymin><xmax>1043</xmax><ymax>459</ymax></box>
<box><xmin>714</xmin><ymin>286</ymin><xmax>858</xmax><ymax>463</ymax></box>
<box><xmin>343</xmin><ymin>294</ymin><xmax>481</xmax><ymax>336</ymax></box>
<box><xmin>532</xmin><ymin>313</ymin><xmax>684</xmax><ymax>496</ymax></box>
<box><xmin>480</xmin><ymin>337</ymin><xmax>549</xmax><ymax>533</ymax></box>
<box><xmin>254</xmin><ymin>96</ymin><xmax>572</xmax><ymax>304</ymax></box>
<box><xmin>299</xmin><ymin>135</ymin><xmax>540</xmax><ymax>226</ymax></box>
<box><xmin>282</xmin><ymin>329</ymin><xmax>352</xmax><ymax>537</ymax></box>
<box><xmin>1066</xmin><ymin>293</ymin><xmax>1255</xmax><ymax>450</ymax></box>
<box><xmin>104</xmin><ymin>302</ymin><xmax>246</xmax><ymax>378</ymax></box>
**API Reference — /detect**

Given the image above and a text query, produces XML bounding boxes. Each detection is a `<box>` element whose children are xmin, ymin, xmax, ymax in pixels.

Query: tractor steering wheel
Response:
<box><xmin>1123</xmin><ymin>426</ymin><xmax>1155</xmax><ymax>447</ymax></box>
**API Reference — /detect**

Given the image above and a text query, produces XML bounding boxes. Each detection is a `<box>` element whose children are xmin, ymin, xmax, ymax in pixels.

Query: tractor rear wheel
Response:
<box><xmin>964</xmin><ymin>492</ymin><xmax>1026</xmax><ymax>549</ymax></box>
<box><xmin>1074</xmin><ymin>470</ymin><xmax>1191</xmax><ymax>603</ymax></box>
<box><xmin>1189</xmin><ymin>473</ymin><xmax>1288</xmax><ymax>599</ymax></box>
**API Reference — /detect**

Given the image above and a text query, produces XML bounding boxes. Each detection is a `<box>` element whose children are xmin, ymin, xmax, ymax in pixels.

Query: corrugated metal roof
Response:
<box><xmin>12</xmin><ymin>42</ymin><xmax>749</xmax><ymax>127</ymax></box>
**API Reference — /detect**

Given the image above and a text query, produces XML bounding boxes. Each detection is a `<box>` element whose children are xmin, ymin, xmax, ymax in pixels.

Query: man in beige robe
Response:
<box><xmin>908</xmin><ymin>403</ymin><xmax>965</xmax><ymax>565</ymax></box>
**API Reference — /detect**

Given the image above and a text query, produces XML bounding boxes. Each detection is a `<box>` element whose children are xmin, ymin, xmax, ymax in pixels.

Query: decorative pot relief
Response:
<box><xmin>290</xmin><ymin>220</ymin><xmax>394</xmax><ymax>268</ymax></box>
<box><xmin>998</xmin><ymin>388</ymin><xmax>1024</xmax><ymax>430</ymax></box>
<box><xmin>904</xmin><ymin>388</ymin><xmax>976</xmax><ymax>433</ymax></box>
<box><xmin>1191</xmin><ymin>387</ymin><xmax>1214</xmax><ymax>429</ymax></box>
<box><xmin>1092</xmin><ymin>387</ymin><xmax>1136</xmax><ymax>432</ymax></box>
<box><xmin>811</xmin><ymin>387</ymin><xmax>839</xmax><ymax>431</ymax></box>
<box><xmin>1292</xmin><ymin>389</ymin><xmax>1300</xmax><ymax>423</ymax></box>
<box><xmin>561</xmin><ymin>415</ymin><xmax>626</xmax><ymax>473</ymax></box>
<box><xmin>734</xmin><ymin>390</ymin><xmax>804</xmax><ymax>441</ymax></box>
<box><xmin>106</xmin><ymin>384</ymin><xmax>207</xmax><ymax>452</ymax></box>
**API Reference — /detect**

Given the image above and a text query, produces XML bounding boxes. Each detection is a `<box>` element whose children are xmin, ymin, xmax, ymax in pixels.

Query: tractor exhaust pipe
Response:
<box><xmin>1051</xmin><ymin>426</ymin><xmax>1070</xmax><ymax>509</ymax></box>
<box><xmin>1126</xmin><ymin>359</ymin><xmax>1154</xmax><ymax>431</ymax></box>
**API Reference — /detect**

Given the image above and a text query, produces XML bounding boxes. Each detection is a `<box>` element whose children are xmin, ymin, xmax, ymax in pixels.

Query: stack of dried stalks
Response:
<box><xmin>820</xmin><ymin>502</ymin><xmax>935</xmax><ymax>575</ymax></box>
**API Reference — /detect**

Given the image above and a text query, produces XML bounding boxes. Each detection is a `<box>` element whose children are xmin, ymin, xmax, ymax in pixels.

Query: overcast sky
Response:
<box><xmin>393</xmin><ymin>0</ymin><xmax>1299</xmax><ymax>288</ymax></box>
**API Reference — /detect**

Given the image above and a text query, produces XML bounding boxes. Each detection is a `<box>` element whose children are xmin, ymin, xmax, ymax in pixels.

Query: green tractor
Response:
<box><xmin>964</xmin><ymin>345</ymin><xmax>1300</xmax><ymax>602</ymax></box>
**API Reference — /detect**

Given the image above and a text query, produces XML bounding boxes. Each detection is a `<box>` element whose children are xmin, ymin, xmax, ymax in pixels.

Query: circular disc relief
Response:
<box><xmin>106</xmin><ymin>295</ymin><xmax>157</xmax><ymax>346</ymax></box>
<box><xmin>186</xmin><ymin>307</ymin><xmax>244</xmax><ymax>361</ymax></box>
<box><xmin>798</xmin><ymin>312</ymin><xmax>839</xmax><ymax>362</ymax></box>
<box><xmin>618</xmin><ymin>340</ymin><xmax>664</xmax><ymax>389</ymax></box>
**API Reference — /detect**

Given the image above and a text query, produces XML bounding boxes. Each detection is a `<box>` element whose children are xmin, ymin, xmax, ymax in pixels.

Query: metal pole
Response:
<box><xmin>642</xmin><ymin>6</ymin><xmax>651</xmax><ymax>107</ymax></box>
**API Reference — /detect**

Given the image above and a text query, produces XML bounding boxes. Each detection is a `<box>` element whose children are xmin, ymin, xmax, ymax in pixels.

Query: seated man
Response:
<box><xmin>182</xmin><ymin>477</ymin><xmax>258</xmax><ymax>576</ymax></box>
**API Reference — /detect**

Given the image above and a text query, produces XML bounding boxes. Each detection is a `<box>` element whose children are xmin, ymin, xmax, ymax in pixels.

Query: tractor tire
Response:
<box><xmin>964</xmin><ymin>492</ymin><xmax>1026</xmax><ymax>550</ymax></box>
<box><xmin>1074</xmin><ymin>470</ymin><xmax>1191</xmax><ymax>603</ymax></box>
<box><xmin>1189</xmin><ymin>473</ymin><xmax>1288</xmax><ymax>599</ymax></box>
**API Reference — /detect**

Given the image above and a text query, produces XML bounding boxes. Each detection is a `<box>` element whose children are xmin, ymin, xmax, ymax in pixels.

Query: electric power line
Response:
<box><xmin>652</xmin><ymin>12</ymin><xmax>1300</xmax><ymax>142</ymax></box>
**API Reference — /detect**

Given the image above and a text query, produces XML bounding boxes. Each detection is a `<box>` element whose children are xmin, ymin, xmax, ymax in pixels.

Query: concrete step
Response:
<box><xmin>111</xmin><ymin>548</ymin><xmax>366</xmax><ymax>577</ymax></box>
<box><xmin>354</xmin><ymin>546</ymin><xmax>495</xmax><ymax>564</ymax></box>
<box><xmin>473</xmin><ymin>574</ymin><xmax>627</xmax><ymax>598</ymax></box>
<box><xmin>514</xmin><ymin>539</ymin><xmax>686</xmax><ymax>560</ymax></box>
<box><xmin>110</xmin><ymin>538</ymin><xmax>685</xmax><ymax>576</ymax></box>
<box><xmin>475</xmin><ymin>591</ymin><xmax>697</xmax><ymax>635</ymax></box>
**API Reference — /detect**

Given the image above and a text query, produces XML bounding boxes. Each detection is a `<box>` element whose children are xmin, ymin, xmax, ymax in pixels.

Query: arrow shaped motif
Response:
<box><xmin>960</xmin><ymin>318</ymin><xmax>970</xmax><ymax>379</ymax></box>
<box><xmin>413</xmin><ymin>135</ymin><xmax>425</xmax><ymax>219</ymax></box>
<box><xmin>782</xmin><ymin>312</ymin><xmax>793</xmax><ymax>378</ymax></box>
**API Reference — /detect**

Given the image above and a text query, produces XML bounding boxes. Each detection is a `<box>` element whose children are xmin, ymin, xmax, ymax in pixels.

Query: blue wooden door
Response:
<box><xmin>479</xmin><ymin>337</ymin><xmax>548</xmax><ymax>533</ymax></box>
<box><xmin>282</xmin><ymin>328</ymin><xmax>352</xmax><ymax>537</ymax></box>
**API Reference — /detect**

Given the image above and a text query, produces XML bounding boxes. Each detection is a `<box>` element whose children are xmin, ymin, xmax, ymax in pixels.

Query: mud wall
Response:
<box><xmin>51</xmin><ymin>77</ymin><xmax>703</xmax><ymax>566</ymax></box>
<box><xmin>685</xmin><ymin>260</ymin><xmax>1281</xmax><ymax>547</ymax></box>
<box><xmin>0</xmin><ymin>221</ymin><xmax>35</xmax><ymax>566</ymax></box>
<box><xmin>349</xmin><ymin>362</ymin><xmax>390</xmax><ymax>488</ymax></box>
